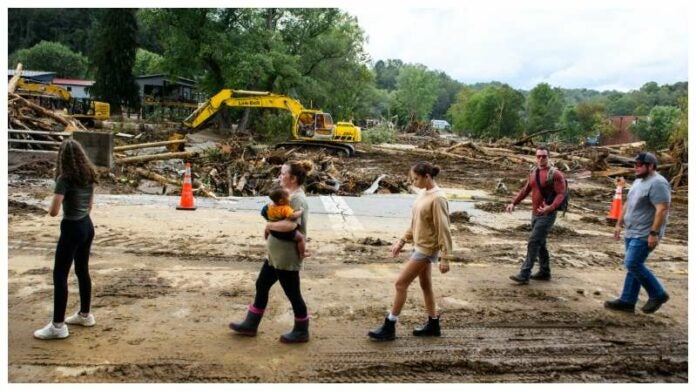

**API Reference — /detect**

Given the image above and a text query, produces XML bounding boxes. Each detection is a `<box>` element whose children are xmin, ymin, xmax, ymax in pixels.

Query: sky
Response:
<box><xmin>342</xmin><ymin>0</ymin><xmax>690</xmax><ymax>92</ymax></box>
<box><xmin>2</xmin><ymin>0</ymin><xmax>690</xmax><ymax>93</ymax></box>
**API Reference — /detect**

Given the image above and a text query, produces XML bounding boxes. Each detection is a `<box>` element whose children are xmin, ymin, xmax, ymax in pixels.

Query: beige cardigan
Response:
<box><xmin>401</xmin><ymin>187</ymin><xmax>453</xmax><ymax>257</ymax></box>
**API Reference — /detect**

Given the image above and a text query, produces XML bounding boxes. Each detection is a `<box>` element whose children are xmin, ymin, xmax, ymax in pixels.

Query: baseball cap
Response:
<box><xmin>633</xmin><ymin>152</ymin><xmax>658</xmax><ymax>167</ymax></box>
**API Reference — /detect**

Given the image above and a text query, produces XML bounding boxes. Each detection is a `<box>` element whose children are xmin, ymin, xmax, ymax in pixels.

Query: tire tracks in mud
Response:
<box><xmin>302</xmin><ymin>324</ymin><xmax>687</xmax><ymax>382</ymax></box>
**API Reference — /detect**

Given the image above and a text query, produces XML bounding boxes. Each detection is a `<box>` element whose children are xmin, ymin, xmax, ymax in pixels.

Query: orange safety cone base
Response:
<box><xmin>176</xmin><ymin>205</ymin><xmax>197</xmax><ymax>210</ymax></box>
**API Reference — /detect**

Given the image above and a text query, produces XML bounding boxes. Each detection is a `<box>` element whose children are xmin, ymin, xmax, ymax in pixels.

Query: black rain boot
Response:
<box><xmin>413</xmin><ymin>316</ymin><xmax>441</xmax><ymax>337</ymax></box>
<box><xmin>280</xmin><ymin>318</ymin><xmax>310</xmax><ymax>343</ymax></box>
<box><xmin>229</xmin><ymin>310</ymin><xmax>263</xmax><ymax>336</ymax></box>
<box><xmin>368</xmin><ymin>317</ymin><xmax>396</xmax><ymax>341</ymax></box>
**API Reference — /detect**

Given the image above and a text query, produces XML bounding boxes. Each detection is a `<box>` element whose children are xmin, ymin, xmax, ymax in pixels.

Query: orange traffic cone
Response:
<box><xmin>176</xmin><ymin>162</ymin><xmax>196</xmax><ymax>210</ymax></box>
<box><xmin>606</xmin><ymin>177</ymin><xmax>624</xmax><ymax>224</ymax></box>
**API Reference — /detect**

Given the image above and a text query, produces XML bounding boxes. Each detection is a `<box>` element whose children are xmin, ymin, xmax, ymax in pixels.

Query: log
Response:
<box><xmin>513</xmin><ymin>128</ymin><xmax>564</xmax><ymax>146</ymax></box>
<box><xmin>8</xmin><ymin>63</ymin><xmax>22</xmax><ymax>93</ymax></box>
<box><xmin>115</xmin><ymin>151</ymin><xmax>196</xmax><ymax>164</ymax></box>
<box><xmin>134</xmin><ymin>167</ymin><xmax>180</xmax><ymax>187</ymax></box>
<box><xmin>591</xmin><ymin>167</ymin><xmax>635</xmax><ymax>178</ymax></box>
<box><xmin>113</xmin><ymin>139</ymin><xmax>188</xmax><ymax>152</ymax></box>
<box><xmin>445</xmin><ymin>141</ymin><xmax>488</xmax><ymax>155</ymax></box>
<box><xmin>606</xmin><ymin>154</ymin><xmax>637</xmax><ymax>166</ymax></box>
<box><xmin>235</xmin><ymin>173</ymin><xmax>248</xmax><ymax>192</ymax></box>
<box><xmin>600</xmin><ymin>141</ymin><xmax>646</xmax><ymax>150</ymax></box>
<box><xmin>9</xmin><ymin>93</ymin><xmax>71</xmax><ymax>126</ymax></box>
<box><xmin>134</xmin><ymin>167</ymin><xmax>218</xmax><ymax>199</ymax></box>
<box><xmin>227</xmin><ymin>166</ymin><xmax>233</xmax><ymax>197</ymax></box>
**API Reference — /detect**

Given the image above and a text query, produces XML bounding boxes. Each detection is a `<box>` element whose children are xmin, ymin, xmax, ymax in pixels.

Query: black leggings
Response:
<box><xmin>253</xmin><ymin>260</ymin><xmax>307</xmax><ymax>318</ymax></box>
<box><xmin>53</xmin><ymin>216</ymin><xmax>95</xmax><ymax>323</ymax></box>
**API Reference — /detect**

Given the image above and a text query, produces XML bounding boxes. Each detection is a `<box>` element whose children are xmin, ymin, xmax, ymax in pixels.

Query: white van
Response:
<box><xmin>430</xmin><ymin>119</ymin><xmax>451</xmax><ymax>131</ymax></box>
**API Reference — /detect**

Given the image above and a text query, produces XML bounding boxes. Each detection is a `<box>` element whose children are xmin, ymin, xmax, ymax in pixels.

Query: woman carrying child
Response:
<box><xmin>229</xmin><ymin>160</ymin><xmax>312</xmax><ymax>343</ymax></box>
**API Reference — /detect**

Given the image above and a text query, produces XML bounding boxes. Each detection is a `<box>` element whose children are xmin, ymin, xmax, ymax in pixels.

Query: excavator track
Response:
<box><xmin>275</xmin><ymin>140</ymin><xmax>355</xmax><ymax>157</ymax></box>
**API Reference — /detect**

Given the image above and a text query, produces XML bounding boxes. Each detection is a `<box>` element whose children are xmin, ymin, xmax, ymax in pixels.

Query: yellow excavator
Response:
<box><xmin>183</xmin><ymin>89</ymin><xmax>361</xmax><ymax>156</ymax></box>
<box><xmin>15</xmin><ymin>78</ymin><xmax>110</xmax><ymax>126</ymax></box>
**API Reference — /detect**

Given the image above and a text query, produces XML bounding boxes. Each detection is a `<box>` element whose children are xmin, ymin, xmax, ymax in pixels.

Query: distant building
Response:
<box><xmin>135</xmin><ymin>74</ymin><xmax>198</xmax><ymax>104</ymax></box>
<box><xmin>52</xmin><ymin>78</ymin><xmax>95</xmax><ymax>99</ymax></box>
<box><xmin>135</xmin><ymin>74</ymin><xmax>200</xmax><ymax>121</ymax></box>
<box><xmin>602</xmin><ymin>115</ymin><xmax>642</xmax><ymax>145</ymax></box>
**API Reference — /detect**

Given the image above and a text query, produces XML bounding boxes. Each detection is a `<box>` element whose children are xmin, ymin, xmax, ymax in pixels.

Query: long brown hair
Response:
<box><xmin>55</xmin><ymin>139</ymin><xmax>98</xmax><ymax>186</ymax></box>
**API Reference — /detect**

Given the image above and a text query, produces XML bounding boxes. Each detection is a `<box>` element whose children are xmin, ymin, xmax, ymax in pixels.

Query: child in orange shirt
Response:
<box><xmin>261</xmin><ymin>187</ymin><xmax>307</xmax><ymax>259</ymax></box>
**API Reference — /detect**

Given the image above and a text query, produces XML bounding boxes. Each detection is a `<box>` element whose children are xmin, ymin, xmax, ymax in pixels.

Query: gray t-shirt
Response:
<box><xmin>54</xmin><ymin>177</ymin><xmax>94</xmax><ymax>220</ymax></box>
<box><xmin>624</xmin><ymin>173</ymin><xmax>671</xmax><ymax>239</ymax></box>
<box><xmin>266</xmin><ymin>189</ymin><xmax>308</xmax><ymax>271</ymax></box>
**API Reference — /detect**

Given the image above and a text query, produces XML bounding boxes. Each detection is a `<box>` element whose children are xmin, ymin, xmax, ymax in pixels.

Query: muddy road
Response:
<box><xmin>6</xmin><ymin>149</ymin><xmax>688</xmax><ymax>382</ymax></box>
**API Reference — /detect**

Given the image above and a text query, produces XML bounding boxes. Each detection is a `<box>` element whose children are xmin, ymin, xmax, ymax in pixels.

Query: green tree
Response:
<box><xmin>459</xmin><ymin>84</ymin><xmax>525</xmax><ymax>139</ymax></box>
<box><xmin>9</xmin><ymin>41</ymin><xmax>89</xmax><ymax>78</ymax></box>
<box><xmin>431</xmin><ymin>72</ymin><xmax>463</xmax><ymax>121</ymax></box>
<box><xmin>140</xmin><ymin>9</ymin><xmax>373</xmax><ymax>133</ymax></box>
<box><xmin>89</xmin><ymin>9</ymin><xmax>141</xmax><ymax>113</ymax></box>
<box><xmin>8</xmin><ymin>9</ymin><xmax>101</xmax><ymax>55</ymax></box>
<box><xmin>133</xmin><ymin>48</ymin><xmax>165</xmax><ymax>76</ymax></box>
<box><xmin>607</xmin><ymin>94</ymin><xmax>638</xmax><ymax>115</ymax></box>
<box><xmin>574</xmin><ymin>101</ymin><xmax>613</xmax><ymax>139</ymax></box>
<box><xmin>632</xmin><ymin>106</ymin><xmax>682</xmax><ymax>149</ymax></box>
<box><xmin>671</xmin><ymin>97</ymin><xmax>688</xmax><ymax>144</ymax></box>
<box><xmin>448</xmin><ymin>86</ymin><xmax>475</xmax><ymax>134</ymax></box>
<box><xmin>373</xmin><ymin>59</ymin><xmax>403</xmax><ymax>91</ymax></box>
<box><xmin>526</xmin><ymin>83</ymin><xmax>563</xmax><ymax>133</ymax></box>
<box><xmin>559</xmin><ymin>105</ymin><xmax>581</xmax><ymax>142</ymax></box>
<box><xmin>391</xmin><ymin>64</ymin><xmax>441</xmax><ymax>122</ymax></box>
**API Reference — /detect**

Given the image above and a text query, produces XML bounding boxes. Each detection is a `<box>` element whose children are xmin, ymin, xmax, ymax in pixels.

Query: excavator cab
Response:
<box><xmin>298</xmin><ymin>112</ymin><xmax>315</xmax><ymax>137</ymax></box>
<box><xmin>313</xmin><ymin>113</ymin><xmax>335</xmax><ymax>140</ymax></box>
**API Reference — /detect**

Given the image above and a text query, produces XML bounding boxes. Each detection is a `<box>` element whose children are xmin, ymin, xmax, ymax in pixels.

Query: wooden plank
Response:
<box><xmin>113</xmin><ymin>140</ymin><xmax>187</xmax><ymax>152</ymax></box>
<box><xmin>114</xmin><ymin>151</ymin><xmax>196</xmax><ymax>164</ymax></box>
<box><xmin>8</xmin><ymin>139</ymin><xmax>63</xmax><ymax>145</ymax></box>
<box><xmin>8</xmin><ymin>129</ymin><xmax>71</xmax><ymax>137</ymax></box>
<box><xmin>9</xmin><ymin>148</ymin><xmax>58</xmax><ymax>154</ymax></box>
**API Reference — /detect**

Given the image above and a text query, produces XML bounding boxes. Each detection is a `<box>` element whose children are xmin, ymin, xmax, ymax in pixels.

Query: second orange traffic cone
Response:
<box><xmin>606</xmin><ymin>177</ymin><xmax>624</xmax><ymax>224</ymax></box>
<box><xmin>176</xmin><ymin>162</ymin><xmax>196</xmax><ymax>210</ymax></box>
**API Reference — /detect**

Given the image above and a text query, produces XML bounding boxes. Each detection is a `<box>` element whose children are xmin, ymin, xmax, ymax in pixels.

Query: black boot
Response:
<box><xmin>368</xmin><ymin>317</ymin><xmax>396</xmax><ymax>341</ymax></box>
<box><xmin>530</xmin><ymin>271</ymin><xmax>551</xmax><ymax>281</ymax></box>
<box><xmin>229</xmin><ymin>310</ymin><xmax>263</xmax><ymax>336</ymax></box>
<box><xmin>413</xmin><ymin>316</ymin><xmax>441</xmax><ymax>337</ymax></box>
<box><xmin>603</xmin><ymin>299</ymin><xmax>635</xmax><ymax>313</ymax></box>
<box><xmin>280</xmin><ymin>318</ymin><xmax>310</xmax><ymax>343</ymax></box>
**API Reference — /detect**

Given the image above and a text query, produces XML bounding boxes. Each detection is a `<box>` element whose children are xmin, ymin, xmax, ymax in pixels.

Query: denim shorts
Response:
<box><xmin>411</xmin><ymin>250</ymin><xmax>439</xmax><ymax>263</ymax></box>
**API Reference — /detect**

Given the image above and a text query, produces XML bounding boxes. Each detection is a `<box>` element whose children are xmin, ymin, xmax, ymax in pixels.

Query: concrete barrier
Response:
<box><xmin>72</xmin><ymin>131</ymin><xmax>113</xmax><ymax>168</ymax></box>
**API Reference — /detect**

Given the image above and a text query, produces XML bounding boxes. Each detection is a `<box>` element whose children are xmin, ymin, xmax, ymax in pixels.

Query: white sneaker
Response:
<box><xmin>65</xmin><ymin>312</ymin><xmax>96</xmax><ymax>327</ymax></box>
<box><xmin>34</xmin><ymin>322</ymin><xmax>69</xmax><ymax>340</ymax></box>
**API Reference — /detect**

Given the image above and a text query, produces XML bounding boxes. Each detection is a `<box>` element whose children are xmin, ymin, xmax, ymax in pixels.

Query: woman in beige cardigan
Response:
<box><xmin>368</xmin><ymin>161</ymin><xmax>453</xmax><ymax>341</ymax></box>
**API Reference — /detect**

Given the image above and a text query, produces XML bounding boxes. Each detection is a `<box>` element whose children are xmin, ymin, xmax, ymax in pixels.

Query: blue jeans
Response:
<box><xmin>619</xmin><ymin>238</ymin><xmax>666</xmax><ymax>304</ymax></box>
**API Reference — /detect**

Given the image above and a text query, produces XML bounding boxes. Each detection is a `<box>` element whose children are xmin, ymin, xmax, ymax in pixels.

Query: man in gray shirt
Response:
<box><xmin>605</xmin><ymin>152</ymin><xmax>671</xmax><ymax>314</ymax></box>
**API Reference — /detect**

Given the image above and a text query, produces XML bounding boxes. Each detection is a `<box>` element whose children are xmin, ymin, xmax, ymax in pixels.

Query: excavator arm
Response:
<box><xmin>183</xmin><ymin>89</ymin><xmax>307</xmax><ymax>134</ymax></box>
<box><xmin>16</xmin><ymin>78</ymin><xmax>72</xmax><ymax>101</ymax></box>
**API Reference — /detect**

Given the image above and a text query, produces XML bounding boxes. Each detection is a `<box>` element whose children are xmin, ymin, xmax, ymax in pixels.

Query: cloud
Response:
<box><xmin>344</xmin><ymin>3</ymin><xmax>688</xmax><ymax>91</ymax></box>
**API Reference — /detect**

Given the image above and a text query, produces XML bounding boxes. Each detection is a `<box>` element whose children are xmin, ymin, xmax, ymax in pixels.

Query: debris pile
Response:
<box><xmin>114</xmin><ymin>142</ymin><xmax>411</xmax><ymax>198</ymax></box>
<box><xmin>7</xmin><ymin>93</ymin><xmax>87</xmax><ymax>151</ymax></box>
